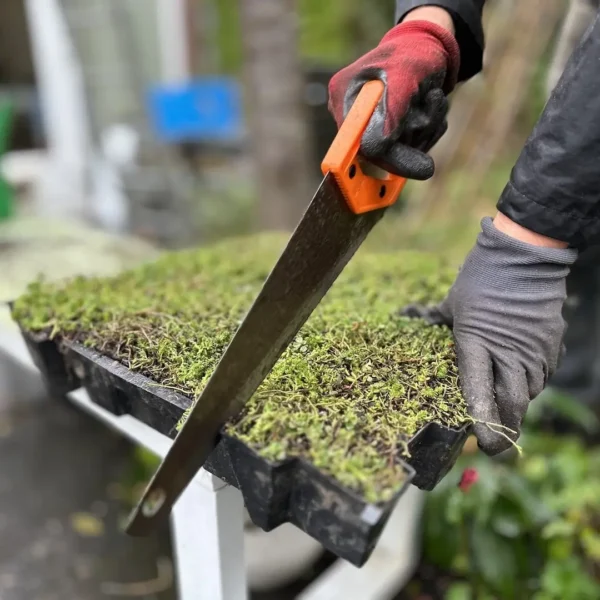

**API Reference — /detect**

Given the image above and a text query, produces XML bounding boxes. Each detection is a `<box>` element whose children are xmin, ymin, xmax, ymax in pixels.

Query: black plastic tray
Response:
<box><xmin>20</xmin><ymin>329</ymin><xmax>469</xmax><ymax>566</ymax></box>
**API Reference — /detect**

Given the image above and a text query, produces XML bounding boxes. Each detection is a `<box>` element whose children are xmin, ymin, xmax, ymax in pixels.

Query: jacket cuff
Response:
<box><xmin>497</xmin><ymin>182</ymin><xmax>589</xmax><ymax>249</ymax></box>
<box><xmin>382</xmin><ymin>20</ymin><xmax>461</xmax><ymax>92</ymax></box>
<box><xmin>395</xmin><ymin>0</ymin><xmax>484</xmax><ymax>82</ymax></box>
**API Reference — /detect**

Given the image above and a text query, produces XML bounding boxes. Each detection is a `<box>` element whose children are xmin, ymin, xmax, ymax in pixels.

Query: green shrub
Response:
<box><xmin>424</xmin><ymin>404</ymin><xmax>600</xmax><ymax>600</ymax></box>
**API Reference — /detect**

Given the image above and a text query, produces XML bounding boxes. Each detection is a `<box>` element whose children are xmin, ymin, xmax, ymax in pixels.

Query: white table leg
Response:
<box><xmin>0</xmin><ymin>321</ymin><xmax>425</xmax><ymax>600</ymax></box>
<box><xmin>0</xmin><ymin>323</ymin><xmax>248</xmax><ymax>600</ymax></box>
<box><xmin>172</xmin><ymin>471</ymin><xmax>247</xmax><ymax>600</ymax></box>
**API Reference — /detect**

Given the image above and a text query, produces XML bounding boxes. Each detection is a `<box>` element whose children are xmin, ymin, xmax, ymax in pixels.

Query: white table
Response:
<box><xmin>0</xmin><ymin>216</ymin><xmax>425</xmax><ymax>599</ymax></box>
<box><xmin>0</xmin><ymin>318</ymin><xmax>426</xmax><ymax>600</ymax></box>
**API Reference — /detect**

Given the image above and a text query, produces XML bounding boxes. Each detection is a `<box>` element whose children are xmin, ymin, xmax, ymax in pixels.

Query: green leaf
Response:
<box><xmin>451</xmin><ymin>552</ymin><xmax>470</xmax><ymax>576</ymax></box>
<box><xmin>540</xmin><ymin>557</ymin><xmax>600</xmax><ymax>600</ymax></box>
<box><xmin>492</xmin><ymin>514</ymin><xmax>522</xmax><ymax>538</ymax></box>
<box><xmin>580</xmin><ymin>527</ymin><xmax>600</xmax><ymax>561</ymax></box>
<box><xmin>490</xmin><ymin>497</ymin><xmax>527</xmax><ymax>538</ymax></box>
<box><xmin>422</xmin><ymin>490</ymin><xmax>462</xmax><ymax>570</ymax></box>
<box><xmin>470</xmin><ymin>525</ymin><xmax>518</xmax><ymax>597</ymax></box>
<box><xmin>446</xmin><ymin>490</ymin><xmax>465</xmax><ymax>525</ymax></box>
<box><xmin>502</xmin><ymin>469</ymin><xmax>553</xmax><ymax>527</ymax></box>
<box><xmin>134</xmin><ymin>446</ymin><xmax>160</xmax><ymax>473</ymax></box>
<box><xmin>547</xmin><ymin>537</ymin><xmax>575</xmax><ymax>561</ymax></box>
<box><xmin>469</xmin><ymin>460</ymin><xmax>502</xmax><ymax>523</ymax></box>
<box><xmin>542</xmin><ymin>519</ymin><xmax>576</xmax><ymax>539</ymax></box>
<box><xmin>531</xmin><ymin>592</ymin><xmax>553</xmax><ymax>600</ymax></box>
<box><xmin>541</xmin><ymin>391</ymin><xmax>600</xmax><ymax>434</ymax></box>
<box><xmin>445</xmin><ymin>582</ymin><xmax>472</xmax><ymax>600</ymax></box>
<box><xmin>521</xmin><ymin>455</ymin><xmax>549</xmax><ymax>482</ymax></box>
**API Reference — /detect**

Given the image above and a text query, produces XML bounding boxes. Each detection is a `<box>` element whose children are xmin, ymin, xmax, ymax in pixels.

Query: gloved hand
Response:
<box><xmin>328</xmin><ymin>20</ymin><xmax>460</xmax><ymax>180</ymax></box>
<box><xmin>404</xmin><ymin>218</ymin><xmax>578</xmax><ymax>455</ymax></box>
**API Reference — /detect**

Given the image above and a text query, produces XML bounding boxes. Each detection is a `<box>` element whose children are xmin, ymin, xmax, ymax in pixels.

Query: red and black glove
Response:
<box><xmin>328</xmin><ymin>21</ymin><xmax>460</xmax><ymax>180</ymax></box>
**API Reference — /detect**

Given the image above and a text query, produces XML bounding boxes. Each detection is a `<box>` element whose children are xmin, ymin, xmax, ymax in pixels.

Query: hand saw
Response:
<box><xmin>126</xmin><ymin>80</ymin><xmax>407</xmax><ymax>535</ymax></box>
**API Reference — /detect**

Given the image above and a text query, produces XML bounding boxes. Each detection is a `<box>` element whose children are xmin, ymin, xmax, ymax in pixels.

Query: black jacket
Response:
<box><xmin>395</xmin><ymin>0</ymin><xmax>600</xmax><ymax>248</ymax></box>
<box><xmin>395</xmin><ymin>1</ymin><xmax>486</xmax><ymax>82</ymax></box>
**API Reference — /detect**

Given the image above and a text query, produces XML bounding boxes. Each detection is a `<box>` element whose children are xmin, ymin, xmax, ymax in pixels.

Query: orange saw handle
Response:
<box><xmin>321</xmin><ymin>80</ymin><xmax>407</xmax><ymax>214</ymax></box>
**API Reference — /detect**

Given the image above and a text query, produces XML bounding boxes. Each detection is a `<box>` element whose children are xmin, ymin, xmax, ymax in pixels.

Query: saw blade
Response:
<box><xmin>126</xmin><ymin>173</ymin><xmax>387</xmax><ymax>535</ymax></box>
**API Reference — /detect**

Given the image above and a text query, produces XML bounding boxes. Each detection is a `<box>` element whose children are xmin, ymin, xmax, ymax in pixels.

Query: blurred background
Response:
<box><xmin>0</xmin><ymin>0</ymin><xmax>598</xmax><ymax>599</ymax></box>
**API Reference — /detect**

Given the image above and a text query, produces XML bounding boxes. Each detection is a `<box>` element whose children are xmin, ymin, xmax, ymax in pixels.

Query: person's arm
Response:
<box><xmin>328</xmin><ymin>3</ymin><xmax>489</xmax><ymax>180</ymax></box>
<box><xmin>404</xmin><ymin>218</ymin><xmax>577</xmax><ymax>456</ymax></box>
<box><xmin>401</xmin><ymin>6</ymin><xmax>456</xmax><ymax>32</ymax></box>
<box><xmin>405</xmin><ymin>12</ymin><xmax>600</xmax><ymax>456</ymax></box>
<box><xmin>396</xmin><ymin>1</ymin><xmax>487</xmax><ymax>81</ymax></box>
<box><xmin>492</xmin><ymin>212</ymin><xmax>567</xmax><ymax>249</ymax></box>
<box><xmin>497</xmin><ymin>11</ymin><xmax>600</xmax><ymax>248</ymax></box>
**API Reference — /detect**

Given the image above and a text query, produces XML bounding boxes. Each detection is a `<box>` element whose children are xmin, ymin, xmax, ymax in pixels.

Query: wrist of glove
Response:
<box><xmin>328</xmin><ymin>20</ymin><xmax>460</xmax><ymax>180</ymax></box>
<box><xmin>404</xmin><ymin>217</ymin><xmax>578</xmax><ymax>455</ymax></box>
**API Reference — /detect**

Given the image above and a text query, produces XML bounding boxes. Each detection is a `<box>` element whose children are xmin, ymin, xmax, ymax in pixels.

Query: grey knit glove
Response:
<box><xmin>404</xmin><ymin>217</ymin><xmax>578</xmax><ymax>455</ymax></box>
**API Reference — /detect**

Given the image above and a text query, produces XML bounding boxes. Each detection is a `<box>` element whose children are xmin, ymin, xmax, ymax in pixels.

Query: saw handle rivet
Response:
<box><xmin>141</xmin><ymin>488</ymin><xmax>167</xmax><ymax>517</ymax></box>
<box><xmin>321</xmin><ymin>81</ymin><xmax>406</xmax><ymax>214</ymax></box>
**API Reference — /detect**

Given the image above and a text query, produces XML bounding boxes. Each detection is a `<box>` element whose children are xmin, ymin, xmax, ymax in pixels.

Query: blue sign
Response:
<box><xmin>147</xmin><ymin>78</ymin><xmax>243</xmax><ymax>143</ymax></box>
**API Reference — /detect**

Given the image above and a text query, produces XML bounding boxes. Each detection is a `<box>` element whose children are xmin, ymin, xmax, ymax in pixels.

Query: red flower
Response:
<box><xmin>458</xmin><ymin>467</ymin><xmax>479</xmax><ymax>493</ymax></box>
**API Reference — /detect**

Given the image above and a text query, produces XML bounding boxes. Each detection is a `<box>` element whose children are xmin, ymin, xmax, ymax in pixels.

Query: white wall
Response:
<box><xmin>156</xmin><ymin>0</ymin><xmax>190</xmax><ymax>84</ymax></box>
<box><xmin>23</xmin><ymin>0</ymin><xmax>191</xmax><ymax>227</ymax></box>
<box><xmin>24</xmin><ymin>0</ymin><xmax>90</xmax><ymax>220</ymax></box>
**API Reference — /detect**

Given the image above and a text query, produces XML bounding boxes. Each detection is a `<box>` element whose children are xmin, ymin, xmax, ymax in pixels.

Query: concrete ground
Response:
<box><xmin>0</xmin><ymin>210</ymin><xmax>181</xmax><ymax>599</ymax></box>
<box><xmin>0</xmin><ymin>207</ymin><xmax>409</xmax><ymax>600</ymax></box>
<box><xmin>0</xmin><ymin>348</ymin><xmax>337</xmax><ymax>600</ymax></box>
<box><xmin>0</xmin><ymin>358</ymin><xmax>176</xmax><ymax>600</ymax></box>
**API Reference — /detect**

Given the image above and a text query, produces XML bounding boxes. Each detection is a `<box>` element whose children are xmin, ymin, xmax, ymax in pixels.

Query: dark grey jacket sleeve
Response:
<box><xmin>497</xmin><ymin>13</ymin><xmax>600</xmax><ymax>248</ymax></box>
<box><xmin>395</xmin><ymin>0</ymin><xmax>486</xmax><ymax>81</ymax></box>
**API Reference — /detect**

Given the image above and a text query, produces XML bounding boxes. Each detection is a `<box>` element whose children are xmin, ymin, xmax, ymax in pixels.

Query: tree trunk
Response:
<box><xmin>240</xmin><ymin>0</ymin><xmax>314</xmax><ymax>231</ymax></box>
<box><xmin>463</xmin><ymin>0</ymin><xmax>563</xmax><ymax>184</ymax></box>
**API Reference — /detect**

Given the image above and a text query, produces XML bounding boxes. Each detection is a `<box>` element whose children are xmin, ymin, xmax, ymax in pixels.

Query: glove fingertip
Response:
<box><xmin>400</xmin><ymin>304</ymin><xmax>424</xmax><ymax>318</ymax></box>
<box><xmin>360</xmin><ymin>140</ymin><xmax>435</xmax><ymax>181</ymax></box>
<box><xmin>387</xmin><ymin>149</ymin><xmax>434</xmax><ymax>180</ymax></box>
<box><xmin>400</xmin><ymin>303</ymin><xmax>449</xmax><ymax>325</ymax></box>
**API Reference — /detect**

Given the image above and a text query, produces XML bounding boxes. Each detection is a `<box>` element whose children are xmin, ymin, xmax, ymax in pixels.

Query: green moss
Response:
<box><xmin>12</xmin><ymin>233</ymin><xmax>468</xmax><ymax>503</ymax></box>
